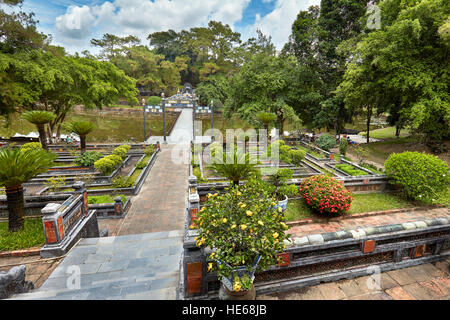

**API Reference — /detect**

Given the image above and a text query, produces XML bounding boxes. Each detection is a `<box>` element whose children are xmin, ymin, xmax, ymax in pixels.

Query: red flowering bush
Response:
<box><xmin>299</xmin><ymin>175</ymin><xmax>352</xmax><ymax>215</ymax></box>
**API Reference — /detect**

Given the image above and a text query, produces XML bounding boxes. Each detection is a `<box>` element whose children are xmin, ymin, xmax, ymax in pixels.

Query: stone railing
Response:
<box><xmin>40</xmin><ymin>181</ymin><xmax>99</xmax><ymax>258</ymax></box>
<box><xmin>183</xmin><ymin>216</ymin><xmax>450</xmax><ymax>299</ymax></box>
<box><xmin>89</xmin><ymin>197</ymin><xmax>131</xmax><ymax>219</ymax></box>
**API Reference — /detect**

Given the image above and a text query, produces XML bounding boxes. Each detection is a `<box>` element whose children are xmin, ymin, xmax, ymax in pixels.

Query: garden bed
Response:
<box><xmin>285</xmin><ymin>193</ymin><xmax>415</xmax><ymax>222</ymax></box>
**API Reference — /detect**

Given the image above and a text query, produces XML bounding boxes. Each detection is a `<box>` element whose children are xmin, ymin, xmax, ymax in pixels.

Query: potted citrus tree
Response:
<box><xmin>194</xmin><ymin>179</ymin><xmax>290</xmax><ymax>300</ymax></box>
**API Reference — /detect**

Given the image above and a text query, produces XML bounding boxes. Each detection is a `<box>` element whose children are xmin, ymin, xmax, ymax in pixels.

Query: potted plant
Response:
<box><xmin>195</xmin><ymin>179</ymin><xmax>290</xmax><ymax>300</ymax></box>
<box><xmin>266</xmin><ymin>168</ymin><xmax>298</xmax><ymax>212</ymax></box>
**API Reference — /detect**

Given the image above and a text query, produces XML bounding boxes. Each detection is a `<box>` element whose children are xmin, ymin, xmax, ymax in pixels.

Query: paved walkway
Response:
<box><xmin>288</xmin><ymin>207</ymin><xmax>449</xmax><ymax>238</ymax></box>
<box><xmin>103</xmin><ymin>144</ymin><xmax>189</xmax><ymax>236</ymax></box>
<box><xmin>11</xmin><ymin>231</ymin><xmax>183</xmax><ymax>300</ymax></box>
<box><xmin>258</xmin><ymin>258</ymin><xmax>450</xmax><ymax>300</ymax></box>
<box><xmin>147</xmin><ymin>108</ymin><xmax>193</xmax><ymax>144</ymax></box>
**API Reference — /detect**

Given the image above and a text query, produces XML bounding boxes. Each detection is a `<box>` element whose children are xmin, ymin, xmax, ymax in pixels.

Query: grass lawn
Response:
<box><xmin>359</xmin><ymin>127</ymin><xmax>410</xmax><ymax>140</ymax></box>
<box><xmin>0</xmin><ymin>218</ymin><xmax>45</xmax><ymax>252</ymax></box>
<box><xmin>88</xmin><ymin>194</ymin><xmax>127</xmax><ymax>204</ymax></box>
<box><xmin>285</xmin><ymin>193</ymin><xmax>415</xmax><ymax>222</ymax></box>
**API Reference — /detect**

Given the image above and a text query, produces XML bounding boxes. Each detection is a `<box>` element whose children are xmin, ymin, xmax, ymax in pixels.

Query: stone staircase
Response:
<box><xmin>10</xmin><ymin>230</ymin><xmax>183</xmax><ymax>300</ymax></box>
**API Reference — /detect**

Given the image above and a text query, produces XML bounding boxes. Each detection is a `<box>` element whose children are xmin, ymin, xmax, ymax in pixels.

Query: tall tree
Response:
<box><xmin>338</xmin><ymin>0</ymin><xmax>449</xmax><ymax>150</ymax></box>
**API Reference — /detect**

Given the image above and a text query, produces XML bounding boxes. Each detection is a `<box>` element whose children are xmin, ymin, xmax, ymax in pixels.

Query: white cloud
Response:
<box><xmin>53</xmin><ymin>0</ymin><xmax>251</xmax><ymax>52</ymax></box>
<box><xmin>51</xmin><ymin>0</ymin><xmax>320</xmax><ymax>53</ymax></box>
<box><xmin>243</xmin><ymin>0</ymin><xmax>321</xmax><ymax>49</ymax></box>
<box><xmin>54</xmin><ymin>5</ymin><xmax>96</xmax><ymax>40</ymax></box>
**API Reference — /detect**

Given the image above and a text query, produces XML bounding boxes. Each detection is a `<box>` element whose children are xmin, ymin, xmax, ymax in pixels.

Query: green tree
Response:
<box><xmin>0</xmin><ymin>148</ymin><xmax>56</xmax><ymax>231</ymax></box>
<box><xmin>22</xmin><ymin>111</ymin><xmax>56</xmax><ymax>150</ymax></box>
<box><xmin>338</xmin><ymin>0</ymin><xmax>450</xmax><ymax>150</ymax></box>
<box><xmin>255</xmin><ymin>112</ymin><xmax>277</xmax><ymax>140</ymax></box>
<box><xmin>64</xmin><ymin>121</ymin><xmax>95</xmax><ymax>153</ymax></box>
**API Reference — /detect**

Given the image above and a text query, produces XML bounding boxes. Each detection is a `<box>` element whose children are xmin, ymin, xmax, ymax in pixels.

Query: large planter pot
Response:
<box><xmin>275</xmin><ymin>195</ymin><xmax>288</xmax><ymax>212</ymax></box>
<box><xmin>219</xmin><ymin>283</ymin><xmax>256</xmax><ymax>300</ymax></box>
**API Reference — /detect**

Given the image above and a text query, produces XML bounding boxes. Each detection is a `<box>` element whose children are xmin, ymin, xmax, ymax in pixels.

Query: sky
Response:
<box><xmin>2</xmin><ymin>0</ymin><xmax>321</xmax><ymax>54</ymax></box>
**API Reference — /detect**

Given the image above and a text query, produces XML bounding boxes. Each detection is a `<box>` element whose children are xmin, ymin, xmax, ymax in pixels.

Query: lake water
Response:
<box><xmin>0</xmin><ymin>112</ymin><xmax>178</xmax><ymax>143</ymax></box>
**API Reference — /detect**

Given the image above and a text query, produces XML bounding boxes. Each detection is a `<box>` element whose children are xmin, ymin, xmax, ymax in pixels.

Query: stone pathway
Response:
<box><xmin>10</xmin><ymin>231</ymin><xmax>183</xmax><ymax>300</ymax></box>
<box><xmin>258</xmin><ymin>258</ymin><xmax>450</xmax><ymax>300</ymax></box>
<box><xmin>288</xmin><ymin>207</ymin><xmax>449</xmax><ymax>238</ymax></box>
<box><xmin>101</xmin><ymin>144</ymin><xmax>189</xmax><ymax>236</ymax></box>
<box><xmin>147</xmin><ymin>108</ymin><xmax>193</xmax><ymax>144</ymax></box>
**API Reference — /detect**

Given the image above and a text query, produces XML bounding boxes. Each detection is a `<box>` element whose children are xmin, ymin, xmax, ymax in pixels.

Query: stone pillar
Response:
<box><xmin>73</xmin><ymin>181</ymin><xmax>88</xmax><ymax>216</ymax></box>
<box><xmin>189</xmin><ymin>193</ymin><xmax>200</xmax><ymax>227</ymax></box>
<box><xmin>41</xmin><ymin>203</ymin><xmax>65</xmax><ymax>245</ymax></box>
<box><xmin>114</xmin><ymin>196</ymin><xmax>123</xmax><ymax>216</ymax></box>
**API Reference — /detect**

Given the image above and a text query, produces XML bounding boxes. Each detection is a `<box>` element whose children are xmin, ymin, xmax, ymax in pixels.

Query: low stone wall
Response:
<box><xmin>40</xmin><ymin>182</ymin><xmax>100</xmax><ymax>258</ymax></box>
<box><xmin>89</xmin><ymin>197</ymin><xmax>131</xmax><ymax>219</ymax></box>
<box><xmin>181</xmin><ymin>175</ymin><xmax>449</xmax><ymax>299</ymax></box>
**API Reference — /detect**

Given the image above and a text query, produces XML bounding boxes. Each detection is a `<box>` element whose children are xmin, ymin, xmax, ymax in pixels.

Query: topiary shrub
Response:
<box><xmin>94</xmin><ymin>157</ymin><xmax>116</xmax><ymax>175</ymax></box>
<box><xmin>314</xmin><ymin>133</ymin><xmax>336</xmax><ymax>152</ymax></box>
<box><xmin>135</xmin><ymin>160</ymin><xmax>147</xmax><ymax>169</ymax></box>
<box><xmin>106</xmin><ymin>154</ymin><xmax>123</xmax><ymax>166</ymax></box>
<box><xmin>299</xmin><ymin>175</ymin><xmax>353</xmax><ymax>215</ymax></box>
<box><xmin>74</xmin><ymin>151</ymin><xmax>103</xmax><ymax>167</ymax></box>
<box><xmin>339</xmin><ymin>139</ymin><xmax>348</xmax><ymax>157</ymax></box>
<box><xmin>384</xmin><ymin>152</ymin><xmax>449</xmax><ymax>202</ymax></box>
<box><xmin>112</xmin><ymin>146</ymin><xmax>128</xmax><ymax>159</ymax></box>
<box><xmin>20</xmin><ymin>142</ymin><xmax>42</xmax><ymax>152</ymax></box>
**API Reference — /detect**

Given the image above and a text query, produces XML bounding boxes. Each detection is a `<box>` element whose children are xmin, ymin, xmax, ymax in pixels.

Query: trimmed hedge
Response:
<box><xmin>299</xmin><ymin>175</ymin><xmax>353</xmax><ymax>215</ymax></box>
<box><xmin>384</xmin><ymin>151</ymin><xmax>449</xmax><ymax>202</ymax></box>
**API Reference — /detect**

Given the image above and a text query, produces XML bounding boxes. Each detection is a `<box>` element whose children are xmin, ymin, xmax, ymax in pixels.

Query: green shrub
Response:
<box><xmin>209</xmin><ymin>142</ymin><xmax>223</xmax><ymax>158</ymax></box>
<box><xmin>74</xmin><ymin>151</ymin><xmax>103</xmax><ymax>167</ymax></box>
<box><xmin>135</xmin><ymin>160</ymin><xmax>147</xmax><ymax>169</ymax></box>
<box><xmin>144</xmin><ymin>145</ymin><xmax>155</xmax><ymax>156</ymax></box>
<box><xmin>314</xmin><ymin>133</ymin><xmax>336</xmax><ymax>151</ymax></box>
<box><xmin>339</xmin><ymin>139</ymin><xmax>348</xmax><ymax>157</ymax></box>
<box><xmin>44</xmin><ymin>176</ymin><xmax>67</xmax><ymax>192</ymax></box>
<box><xmin>20</xmin><ymin>142</ymin><xmax>42</xmax><ymax>152</ymax></box>
<box><xmin>94</xmin><ymin>157</ymin><xmax>116</xmax><ymax>175</ymax></box>
<box><xmin>112</xmin><ymin>176</ymin><xmax>135</xmax><ymax>188</ymax></box>
<box><xmin>265</xmin><ymin>140</ymin><xmax>293</xmax><ymax>164</ymax></box>
<box><xmin>94</xmin><ymin>153</ymin><xmax>123</xmax><ymax>175</ymax></box>
<box><xmin>193</xmin><ymin>167</ymin><xmax>206</xmax><ymax>183</ymax></box>
<box><xmin>278</xmin><ymin>184</ymin><xmax>299</xmax><ymax>198</ymax></box>
<box><xmin>147</xmin><ymin>96</ymin><xmax>162</xmax><ymax>106</ymax></box>
<box><xmin>384</xmin><ymin>152</ymin><xmax>449</xmax><ymax>202</ymax></box>
<box><xmin>112</xmin><ymin>146</ymin><xmax>128</xmax><ymax>159</ymax></box>
<box><xmin>106</xmin><ymin>154</ymin><xmax>123</xmax><ymax>166</ymax></box>
<box><xmin>290</xmin><ymin>149</ymin><xmax>306</xmax><ymax>166</ymax></box>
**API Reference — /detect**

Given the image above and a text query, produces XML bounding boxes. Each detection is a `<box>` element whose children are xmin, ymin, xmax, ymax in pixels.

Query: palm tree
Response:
<box><xmin>65</xmin><ymin>121</ymin><xmax>95</xmax><ymax>153</ymax></box>
<box><xmin>0</xmin><ymin>148</ymin><xmax>56</xmax><ymax>232</ymax></box>
<box><xmin>255</xmin><ymin>111</ymin><xmax>277</xmax><ymax>141</ymax></box>
<box><xmin>22</xmin><ymin>111</ymin><xmax>56</xmax><ymax>150</ymax></box>
<box><xmin>209</xmin><ymin>148</ymin><xmax>259</xmax><ymax>186</ymax></box>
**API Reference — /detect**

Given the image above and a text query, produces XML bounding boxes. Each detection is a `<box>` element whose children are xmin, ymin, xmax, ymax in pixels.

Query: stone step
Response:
<box><xmin>11</xmin><ymin>230</ymin><xmax>184</xmax><ymax>300</ymax></box>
